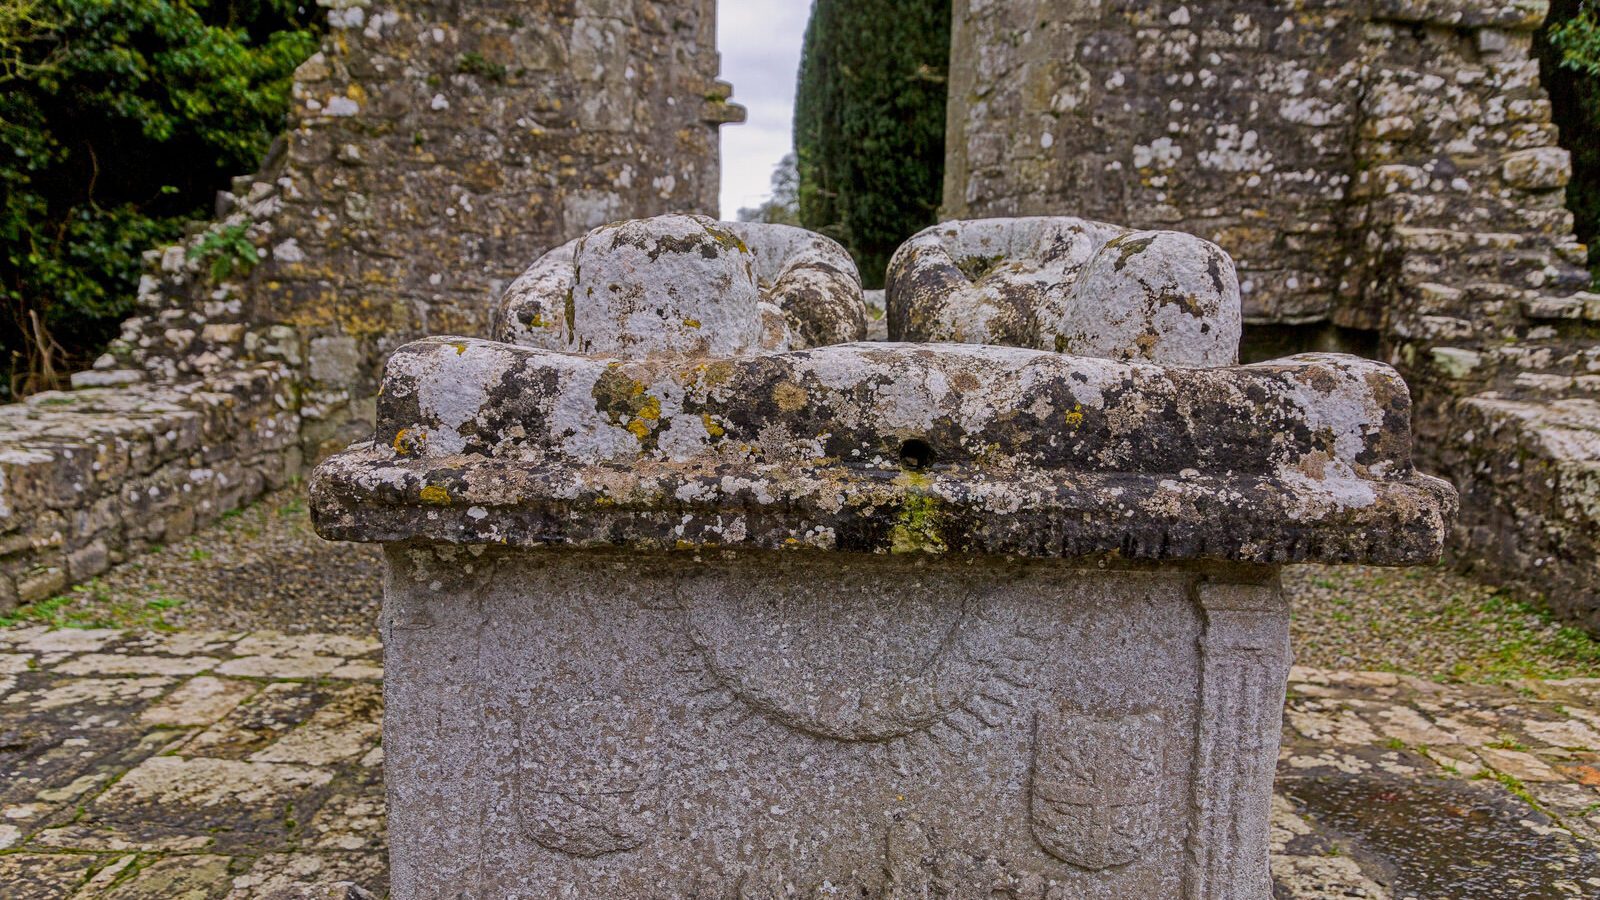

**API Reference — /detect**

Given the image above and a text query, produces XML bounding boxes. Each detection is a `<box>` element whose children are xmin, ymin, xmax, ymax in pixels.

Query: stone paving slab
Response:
<box><xmin>3</xmin><ymin>627</ymin><xmax>1600</xmax><ymax>897</ymax></box>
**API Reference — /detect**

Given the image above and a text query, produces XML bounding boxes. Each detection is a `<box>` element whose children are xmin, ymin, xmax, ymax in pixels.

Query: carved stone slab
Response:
<box><xmin>382</xmin><ymin>549</ymin><xmax>1238</xmax><ymax>898</ymax></box>
<box><xmin>494</xmin><ymin>214</ymin><xmax>866</xmax><ymax>356</ymax></box>
<box><xmin>887</xmin><ymin>217</ymin><xmax>1242</xmax><ymax>367</ymax></box>
<box><xmin>313</xmin><ymin>338</ymin><xmax>1454</xmax><ymax>565</ymax></box>
<box><xmin>311</xmin><ymin>216</ymin><xmax>1455</xmax><ymax>899</ymax></box>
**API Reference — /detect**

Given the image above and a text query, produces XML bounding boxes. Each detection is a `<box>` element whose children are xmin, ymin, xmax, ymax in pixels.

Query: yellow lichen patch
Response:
<box><xmin>1065</xmin><ymin>405</ymin><xmax>1085</xmax><ymax>429</ymax></box>
<box><xmin>701</xmin><ymin>412</ymin><xmax>726</xmax><ymax>439</ymax></box>
<box><xmin>627</xmin><ymin>419</ymin><xmax>652</xmax><ymax>440</ymax></box>
<box><xmin>337</xmin><ymin>312</ymin><xmax>391</xmax><ymax>338</ymax></box>
<box><xmin>683</xmin><ymin>318</ymin><xmax>702</xmax><ymax>329</ymax></box>
<box><xmin>420</xmin><ymin>485</ymin><xmax>451</xmax><ymax>505</ymax></box>
<box><xmin>636</xmin><ymin>396</ymin><xmax>661</xmax><ymax>421</ymax></box>
<box><xmin>392</xmin><ymin>428</ymin><xmax>425</xmax><ymax>455</ymax></box>
<box><xmin>773</xmin><ymin>381</ymin><xmax>808</xmax><ymax>413</ymax></box>
<box><xmin>528</xmin><ymin>312</ymin><xmax>550</xmax><ymax>329</ymax></box>
<box><xmin>451</xmin><ymin>342</ymin><xmax>469</xmax><ymax>355</ymax></box>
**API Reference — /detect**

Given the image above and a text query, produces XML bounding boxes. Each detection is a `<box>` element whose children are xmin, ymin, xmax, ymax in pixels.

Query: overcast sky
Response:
<box><xmin>717</xmin><ymin>1</ymin><xmax>812</xmax><ymax>218</ymax></box>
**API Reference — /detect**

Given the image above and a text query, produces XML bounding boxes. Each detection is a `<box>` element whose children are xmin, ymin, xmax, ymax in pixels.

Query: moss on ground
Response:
<box><xmin>1287</xmin><ymin>564</ymin><xmax>1600</xmax><ymax>683</ymax></box>
<box><xmin>0</xmin><ymin>580</ymin><xmax>184</xmax><ymax>631</ymax></box>
<box><xmin>6</xmin><ymin>495</ymin><xmax>1600</xmax><ymax>685</ymax></box>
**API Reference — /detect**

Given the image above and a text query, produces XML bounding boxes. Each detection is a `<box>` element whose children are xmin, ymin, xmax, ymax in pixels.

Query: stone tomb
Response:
<box><xmin>311</xmin><ymin>215</ymin><xmax>1455</xmax><ymax>898</ymax></box>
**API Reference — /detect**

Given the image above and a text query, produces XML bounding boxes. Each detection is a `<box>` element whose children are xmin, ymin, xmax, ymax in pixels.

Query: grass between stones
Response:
<box><xmin>1286</xmin><ymin>564</ymin><xmax>1600</xmax><ymax>683</ymax></box>
<box><xmin>4</xmin><ymin>489</ymin><xmax>1599</xmax><ymax>683</ymax></box>
<box><xmin>0</xmin><ymin>582</ymin><xmax>184</xmax><ymax>631</ymax></box>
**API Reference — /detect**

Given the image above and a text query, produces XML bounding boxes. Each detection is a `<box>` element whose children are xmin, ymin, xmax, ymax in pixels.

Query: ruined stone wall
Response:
<box><xmin>108</xmin><ymin>0</ymin><xmax>739</xmax><ymax>459</ymax></box>
<box><xmin>946</xmin><ymin>0</ymin><xmax>1600</xmax><ymax>626</ymax></box>
<box><xmin>944</xmin><ymin>0</ymin><xmax>1368</xmax><ymax>323</ymax></box>
<box><xmin>0</xmin><ymin>0</ymin><xmax>739</xmax><ymax>613</ymax></box>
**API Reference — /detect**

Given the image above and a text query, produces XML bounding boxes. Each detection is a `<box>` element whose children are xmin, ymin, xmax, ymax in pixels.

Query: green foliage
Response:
<box><xmin>1550</xmin><ymin>2</ymin><xmax>1600</xmax><ymax>74</ymax></box>
<box><xmin>1540</xmin><ymin>1</ymin><xmax>1600</xmax><ymax>283</ymax></box>
<box><xmin>188</xmin><ymin>222</ymin><xmax>260</xmax><ymax>282</ymax></box>
<box><xmin>456</xmin><ymin>50</ymin><xmax>506</xmax><ymax>83</ymax></box>
<box><xmin>794</xmin><ymin>0</ymin><xmax>950</xmax><ymax>289</ymax></box>
<box><xmin>0</xmin><ymin>579</ymin><xmax>185</xmax><ymax>631</ymax></box>
<box><xmin>0</xmin><ymin>0</ymin><xmax>319</xmax><ymax>395</ymax></box>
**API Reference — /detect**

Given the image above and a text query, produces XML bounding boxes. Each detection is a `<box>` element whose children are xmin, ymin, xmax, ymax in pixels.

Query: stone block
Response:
<box><xmin>313</xmin><ymin>219</ymin><xmax>1451</xmax><ymax>896</ymax></box>
<box><xmin>66</xmin><ymin>540</ymin><xmax>110</xmax><ymax>582</ymax></box>
<box><xmin>886</xmin><ymin>218</ymin><xmax>1241</xmax><ymax>366</ymax></box>
<box><xmin>495</xmin><ymin>215</ymin><xmax>865</xmax><ymax>356</ymax></box>
<box><xmin>308</xmin><ymin>336</ymin><xmax>363</xmax><ymax>386</ymax></box>
<box><xmin>17</xmin><ymin>565</ymin><xmax>66</xmax><ymax>605</ymax></box>
<box><xmin>1501</xmin><ymin>147</ymin><xmax>1572</xmax><ymax>191</ymax></box>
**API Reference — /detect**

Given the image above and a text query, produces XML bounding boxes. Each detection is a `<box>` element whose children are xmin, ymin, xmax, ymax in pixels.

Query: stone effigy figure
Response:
<box><xmin>312</xmin><ymin>214</ymin><xmax>1454</xmax><ymax>898</ymax></box>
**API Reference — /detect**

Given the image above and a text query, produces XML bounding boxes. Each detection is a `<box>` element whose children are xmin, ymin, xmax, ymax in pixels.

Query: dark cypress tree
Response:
<box><xmin>1539</xmin><ymin>0</ymin><xmax>1600</xmax><ymax>286</ymax></box>
<box><xmin>794</xmin><ymin>0</ymin><xmax>951</xmax><ymax>289</ymax></box>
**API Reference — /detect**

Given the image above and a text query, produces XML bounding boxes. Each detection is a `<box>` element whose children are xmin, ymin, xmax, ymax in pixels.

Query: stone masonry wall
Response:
<box><xmin>109</xmin><ymin>0</ymin><xmax>739</xmax><ymax>460</ymax></box>
<box><xmin>0</xmin><ymin>0</ymin><xmax>739</xmax><ymax>614</ymax></box>
<box><xmin>0</xmin><ymin>367</ymin><xmax>299</xmax><ymax>611</ymax></box>
<box><xmin>946</xmin><ymin>0</ymin><xmax>1600</xmax><ymax>626</ymax></box>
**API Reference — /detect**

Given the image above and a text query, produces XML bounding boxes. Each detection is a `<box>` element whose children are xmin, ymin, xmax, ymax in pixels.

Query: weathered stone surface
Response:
<box><xmin>941</xmin><ymin>0</ymin><xmax>1600</xmax><ymax>624</ymax></box>
<box><xmin>724</xmin><ymin>220</ymin><xmax>869</xmax><ymax>348</ymax></box>
<box><xmin>140</xmin><ymin>675</ymin><xmax>259</xmax><ymax>727</ymax></box>
<box><xmin>5</xmin><ymin>617</ymin><xmax>1598</xmax><ymax>897</ymax></box>
<box><xmin>0</xmin><ymin>1</ymin><xmax>744</xmax><ymax>608</ymax></box>
<box><xmin>888</xmin><ymin>218</ymin><xmax>1241</xmax><ymax>367</ymax></box>
<box><xmin>1502</xmin><ymin>146</ymin><xmax>1573</xmax><ymax>191</ymax></box>
<box><xmin>375</xmin><ymin>548</ymin><xmax>1290</xmax><ymax>896</ymax></box>
<box><xmin>0</xmin><ymin>365</ymin><xmax>299</xmax><ymax>613</ymax></box>
<box><xmin>495</xmin><ymin>214</ymin><xmax>865</xmax><ymax>355</ymax></box>
<box><xmin>65</xmin><ymin>755</ymin><xmax>334</xmax><ymax>851</ymax></box>
<box><xmin>308</xmin><ymin>213</ymin><xmax>1455</xmax><ymax>895</ymax></box>
<box><xmin>109</xmin><ymin>0</ymin><xmax>742</xmax><ymax>437</ymax></box>
<box><xmin>942</xmin><ymin>0</ymin><xmax>1586</xmax><ymax>326</ymax></box>
<box><xmin>314</xmin><ymin>336</ymin><xmax>1451</xmax><ymax>565</ymax></box>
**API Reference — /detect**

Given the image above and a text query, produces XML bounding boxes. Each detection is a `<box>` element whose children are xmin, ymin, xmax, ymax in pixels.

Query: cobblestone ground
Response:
<box><xmin>4</xmin><ymin>623</ymin><xmax>1600</xmax><ymax>897</ymax></box>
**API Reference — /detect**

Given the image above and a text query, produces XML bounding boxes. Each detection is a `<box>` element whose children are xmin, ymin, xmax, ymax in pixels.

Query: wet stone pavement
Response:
<box><xmin>1</xmin><ymin>626</ymin><xmax>1598</xmax><ymax>897</ymax></box>
<box><xmin>0</xmin><ymin>627</ymin><xmax>384</xmax><ymax>899</ymax></box>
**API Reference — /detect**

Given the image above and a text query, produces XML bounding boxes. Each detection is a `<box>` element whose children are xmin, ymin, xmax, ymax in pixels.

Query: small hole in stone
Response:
<box><xmin>899</xmin><ymin>438</ymin><xmax>934</xmax><ymax>470</ymax></box>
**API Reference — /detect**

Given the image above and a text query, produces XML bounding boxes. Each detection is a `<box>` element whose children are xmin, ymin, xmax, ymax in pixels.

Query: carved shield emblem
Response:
<box><xmin>1030</xmin><ymin>707</ymin><xmax>1164</xmax><ymax>870</ymax></box>
<box><xmin>515</xmin><ymin>698</ymin><xmax>659</xmax><ymax>858</ymax></box>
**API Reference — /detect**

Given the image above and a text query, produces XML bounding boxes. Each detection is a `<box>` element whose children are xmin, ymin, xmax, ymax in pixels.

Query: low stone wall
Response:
<box><xmin>1438</xmin><ymin>395</ymin><xmax>1600</xmax><ymax>631</ymax></box>
<box><xmin>0</xmin><ymin>366</ymin><xmax>300</xmax><ymax>614</ymax></box>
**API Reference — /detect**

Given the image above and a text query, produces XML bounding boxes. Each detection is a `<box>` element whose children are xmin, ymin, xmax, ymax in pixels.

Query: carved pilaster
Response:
<box><xmin>1184</xmin><ymin>578</ymin><xmax>1291</xmax><ymax>900</ymax></box>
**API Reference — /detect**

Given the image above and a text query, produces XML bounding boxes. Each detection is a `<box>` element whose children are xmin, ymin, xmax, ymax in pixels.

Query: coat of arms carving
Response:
<box><xmin>1029</xmin><ymin>707</ymin><xmax>1165</xmax><ymax>870</ymax></box>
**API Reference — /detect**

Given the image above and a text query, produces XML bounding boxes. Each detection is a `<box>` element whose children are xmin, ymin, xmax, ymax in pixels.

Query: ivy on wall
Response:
<box><xmin>0</xmin><ymin>0</ymin><xmax>319</xmax><ymax>397</ymax></box>
<box><xmin>1540</xmin><ymin>0</ymin><xmax>1600</xmax><ymax>285</ymax></box>
<box><xmin>793</xmin><ymin>0</ymin><xmax>950</xmax><ymax>290</ymax></box>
